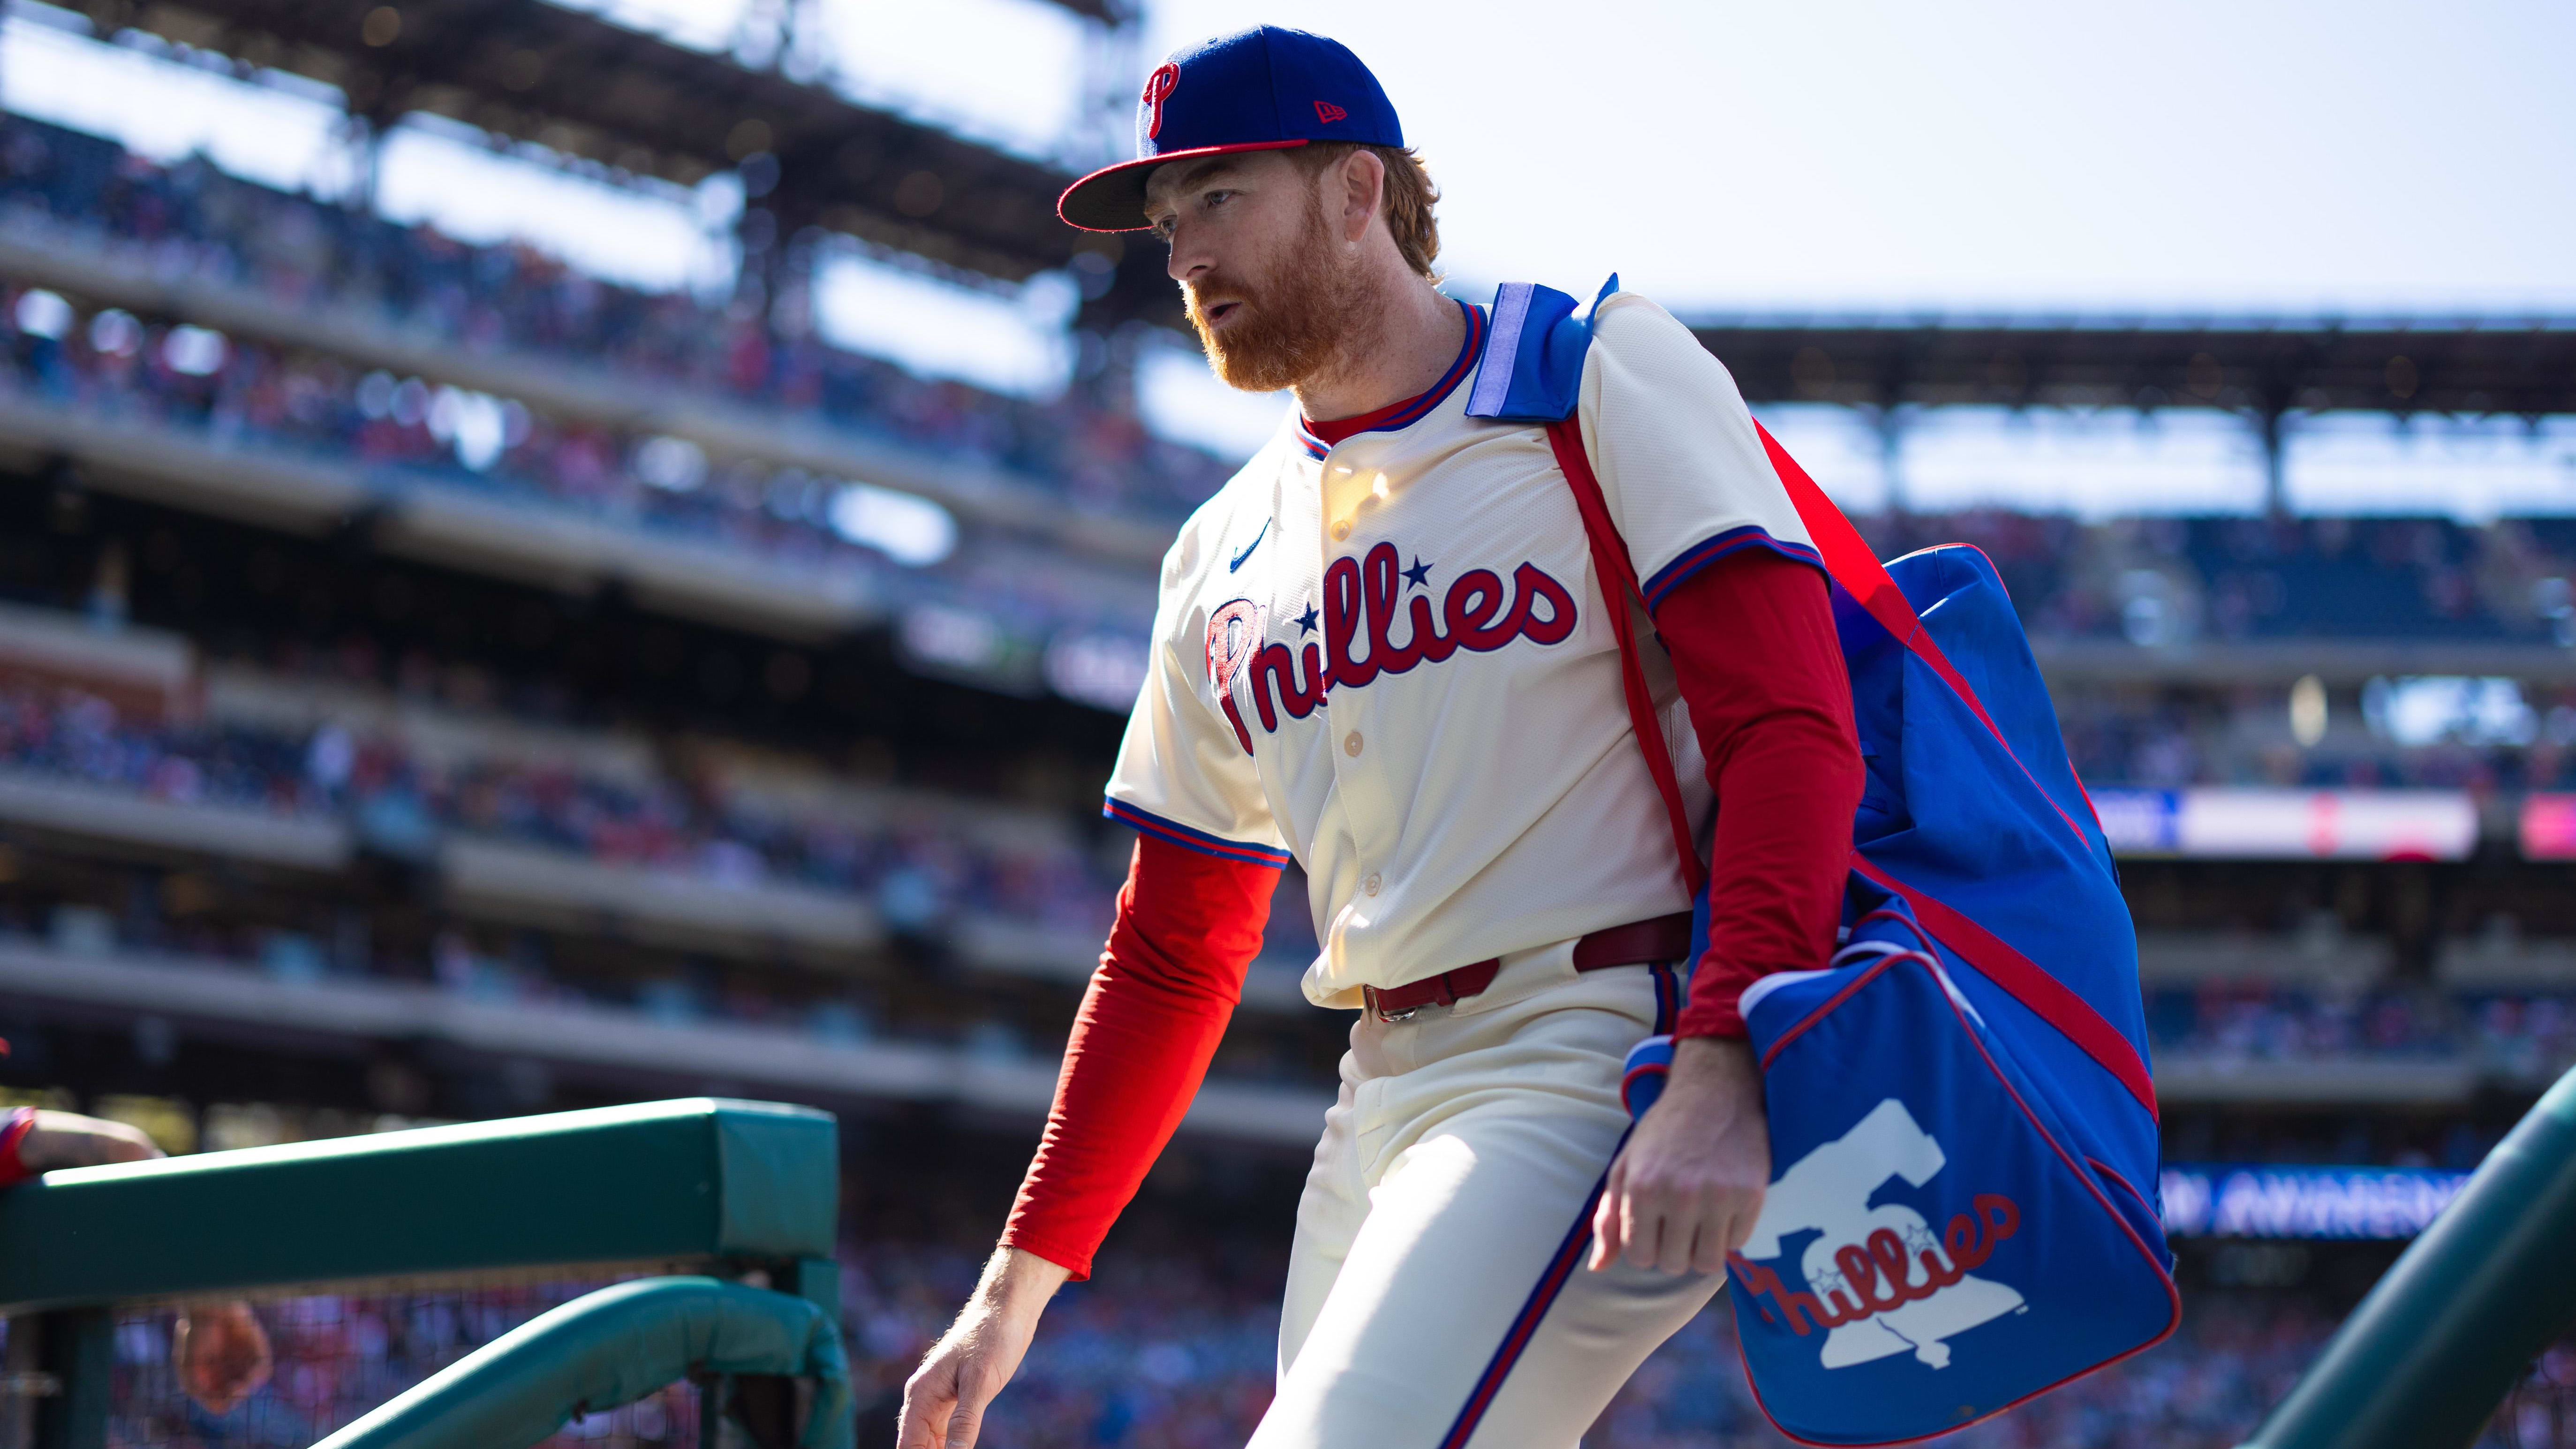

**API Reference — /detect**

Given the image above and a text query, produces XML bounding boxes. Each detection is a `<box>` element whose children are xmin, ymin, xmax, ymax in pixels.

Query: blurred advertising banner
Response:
<box><xmin>2521</xmin><ymin>794</ymin><xmax>2576</xmax><ymax>860</ymax></box>
<box><xmin>2159</xmin><ymin>1164</ymin><xmax>2471</xmax><ymax>1240</ymax></box>
<box><xmin>2089</xmin><ymin>788</ymin><xmax>2476</xmax><ymax>861</ymax></box>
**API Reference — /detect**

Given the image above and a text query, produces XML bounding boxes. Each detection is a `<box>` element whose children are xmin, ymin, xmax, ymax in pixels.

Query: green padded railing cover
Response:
<box><xmin>314</xmin><ymin>1277</ymin><xmax>853</xmax><ymax>1449</ymax></box>
<box><xmin>2239</xmin><ymin>1064</ymin><xmax>2576</xmax><ymax>1449</ymax></box>
<box><xmin>0</xmin><ymin>1099</ymin><xmax>838</xmax><ymax>1312</ymax></box>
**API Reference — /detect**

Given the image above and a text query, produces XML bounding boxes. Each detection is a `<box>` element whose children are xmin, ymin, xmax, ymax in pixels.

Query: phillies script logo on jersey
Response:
<box><xmin>1727</xmin><ymin>1099</ymin><xmax>2027</xmax><ymax>1372</ymax></box>
<box><xmin>1205</xmin><ymin>541</ymin><xmax>1577</xmax><ymax>752</ymax></box>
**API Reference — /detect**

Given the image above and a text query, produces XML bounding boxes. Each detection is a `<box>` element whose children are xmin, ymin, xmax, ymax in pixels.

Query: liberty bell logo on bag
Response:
<box><xmin>1729</xmin><ymin>1100</ymin><xmax>2026</xmax><ymax>1373</ymax></box>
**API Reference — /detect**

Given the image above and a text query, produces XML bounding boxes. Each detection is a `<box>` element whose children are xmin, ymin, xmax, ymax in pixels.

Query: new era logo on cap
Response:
<box><xmin>1058</xmin><ymin>26</ymin><xmax>1405</xmax><ymax>232</ymax></box>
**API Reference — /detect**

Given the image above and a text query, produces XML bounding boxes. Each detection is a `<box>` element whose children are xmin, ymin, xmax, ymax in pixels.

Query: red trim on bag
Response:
<box><xmin>1851</xmin><ymin>856</ymin><xmax>2158</xmax><ymax>1122</ymax></box>
<box><xmin>1731</xmin><ymin>954</ymin><xmax>2181</xmax><ymax>1448</ymax></box>
<box><xmin>2091</xmin><ymin>1159</ymin><xmax>2157</xmax><ymax>1219</ymax></box>
<box><xmin>1851</xmin><ymin>908</ymin><xmax>1934</xmax><ymax>954</ymax></box>
<box><xmin>1757</xmin><ymin>952</ymin><xmax>1915</xmax><ymax>1072</ymax></box>
<box><xmin>1752</xmin><ymin>423</ymin><xmax>2102</xmax><ymax>852</ymax></box>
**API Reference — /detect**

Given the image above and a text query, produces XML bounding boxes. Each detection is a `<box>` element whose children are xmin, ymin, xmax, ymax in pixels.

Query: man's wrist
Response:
<box><xmin>977</xmin><ymin>1244</ymin><xmax>1073</xmax><ymax>1322</ymax></box>
<box><xmin>1663</xmin><ymin>1035</ymin><xmax>1764</xmax><ymax>1122</ymax></box>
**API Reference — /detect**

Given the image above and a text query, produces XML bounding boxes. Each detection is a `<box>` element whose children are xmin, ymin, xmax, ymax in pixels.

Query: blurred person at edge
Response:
<box><xmin>0</xmin><ymin>1100</ymin><xmax>274</xmax><ymax>1413</ymax></box>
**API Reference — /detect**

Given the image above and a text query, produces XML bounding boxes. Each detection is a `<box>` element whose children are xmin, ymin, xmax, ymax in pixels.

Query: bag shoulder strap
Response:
<box><xmin>1542</xmin><ymin>417</ymin><xmax>1706</xmax><ymax>898</ymax></box>
<box><xmin>1544</xmin><ymin>408</ymin><xmax>2061</xmax><ymax>869</ymax></box>
<box><xmin>1548</xmin><ymin>410</ymin><xmax>2096</xmax><ymax>861</ymax></box>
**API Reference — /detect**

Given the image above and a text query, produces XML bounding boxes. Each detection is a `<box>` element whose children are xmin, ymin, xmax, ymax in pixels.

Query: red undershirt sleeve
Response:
<box><xmin>1000</xmin><ymin>833</ymin><xmax>1276</xmax><ymax>1280</ymax></box>
<box><xmin>1655</xmin><ymin>548</ymin><xmax>1864</xmax><ymax>1040</ymax></box>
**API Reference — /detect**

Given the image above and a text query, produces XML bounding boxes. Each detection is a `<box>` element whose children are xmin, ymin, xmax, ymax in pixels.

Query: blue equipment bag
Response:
<box><xmin>1478</xmin><ymin>280</ymin><xmax>2179</xmax><ymax>1446</ymax></box>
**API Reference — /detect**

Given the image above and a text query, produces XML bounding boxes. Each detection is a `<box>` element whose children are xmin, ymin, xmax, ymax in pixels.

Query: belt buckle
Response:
<box><xmin>1366</xmin><ymin>986</ymin><xmax>1424</xmax><ymax>1024</ymax></box>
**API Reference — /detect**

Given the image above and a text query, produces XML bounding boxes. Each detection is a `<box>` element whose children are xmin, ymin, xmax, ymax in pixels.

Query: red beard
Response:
<box><xmin>1185</xmin><ymin>189</ymin><xmax>1374</xmax><ymax>394</ymax></box>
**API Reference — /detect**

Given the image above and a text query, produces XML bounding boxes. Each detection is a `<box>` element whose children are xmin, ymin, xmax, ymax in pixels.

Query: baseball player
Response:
<box><xmin>900</xmin><ymin>25</ymin><xmax>1863</xmax><ymax>1449</ymax></box>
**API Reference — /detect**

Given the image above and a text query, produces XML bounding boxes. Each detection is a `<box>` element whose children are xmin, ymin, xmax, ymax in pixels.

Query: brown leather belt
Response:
<box><xmin>1361</xmin><ymin>911</ymin><xmax>1694</xmax><ymax>1021</ymax></box>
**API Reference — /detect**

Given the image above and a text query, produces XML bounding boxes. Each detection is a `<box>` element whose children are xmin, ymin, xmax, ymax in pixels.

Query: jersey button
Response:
<box><xmin>1330</xmin><ymin>520</ymin><xmax>1352</xmax><ymax>543</ymax></box>
<box><xmin>1343</xmin><ymin>730</ymin><xmax>1363</xmax><ymax>757</ymax></box>
<box><xmin>1363</xmin><ymin>873</ymin><xmax>1382</xmax><ymax>896</ymax></box>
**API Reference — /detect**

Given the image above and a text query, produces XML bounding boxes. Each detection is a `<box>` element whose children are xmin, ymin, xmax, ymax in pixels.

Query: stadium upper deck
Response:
<box><xmin>0</xmin><ymin>114</ymin><xmax>2571</xmax><ymax>714</ymax></box>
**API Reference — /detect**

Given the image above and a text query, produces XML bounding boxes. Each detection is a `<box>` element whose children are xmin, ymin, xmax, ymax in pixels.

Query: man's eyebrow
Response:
<box><xmin>1149</xmin><ymin>157</ymin><xmax>1244</xmax><ymax>203</ymax></box>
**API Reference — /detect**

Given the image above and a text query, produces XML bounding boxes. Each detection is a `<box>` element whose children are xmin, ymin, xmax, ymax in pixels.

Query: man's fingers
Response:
<box><xmin>1621</xmin><ymin>1183</ymin><xmax>1665</xmax><ymax>1270</ymax></box>
<box><xmin>1700</xmin><ymin>1186</ymin><xmax>1764</xmax><ymax>1273</ymax></box>
<box><xmin>1588</xmin><ymin>1187</ymin><xmax>1623</xmax><ymax>1269</ymax></box>
<box><xmin>1724</xmin><ymin>1184</ymin><xmax>1766</xmax><ymax>1254</ymax></box>
<box><xmin>898</xmin><ymin>1398</ymin><xmax>951</xmax><ymax>1449</ymax></box>
<box><xmin>1653</xmin><ymin>1189</ymin><xmax>1699</xmax><ymax>1275</ymax></box>
<box><xmin>1588</xmin><ymin>1157</ymin><xmax>1630</xmax><ymax>1270</ymax></box>
<box><xmin>1689</xmin><ymin>1202</ymin><xmax>1736</xmax><ymax>1275</ymax></box>
<box><xmin>896</xmin><ymin>1373</ymin><xmax>955</xmax><ymax>1449</ymax></box>
<box><xmin>943</xmin><ymin>1401</ymin><xmax>987</xmax><ymax>1449</ymax></box>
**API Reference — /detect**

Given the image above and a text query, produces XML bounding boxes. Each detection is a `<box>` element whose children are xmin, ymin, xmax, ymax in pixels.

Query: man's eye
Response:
<box><xmin>1203</xmin><ymin>190</ymin><xmax>1233</xmax><ymax>208</ymax></box>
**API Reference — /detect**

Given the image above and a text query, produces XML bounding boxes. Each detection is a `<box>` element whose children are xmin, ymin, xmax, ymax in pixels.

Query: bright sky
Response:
<box><xmin>4</xmin><ymin>0</ymin><xmax>2572</xmax><ymax>514</ymax></box>
<box><xmin>561</xmin><ymin>0</ymin><xmax>2576</xmax><ymax>314</ymax></box>
<box><xmin>1143</xmin><ymin>0</ymin><xmax>2576</xmax><ymax>315</ymax></box>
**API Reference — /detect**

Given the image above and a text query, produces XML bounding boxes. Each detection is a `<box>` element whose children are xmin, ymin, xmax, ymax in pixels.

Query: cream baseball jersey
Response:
<box><xmin>1105</xmin><ymin>287</ymin><xmax>1817</xmax><ymax>1009</ymax></box>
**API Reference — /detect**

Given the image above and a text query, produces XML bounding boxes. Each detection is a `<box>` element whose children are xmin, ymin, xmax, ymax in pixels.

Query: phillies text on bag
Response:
<box><xmin>1478</xmin><ymin>278</ymin><xmax>2179</xmax><ymax>1448</ymax></box>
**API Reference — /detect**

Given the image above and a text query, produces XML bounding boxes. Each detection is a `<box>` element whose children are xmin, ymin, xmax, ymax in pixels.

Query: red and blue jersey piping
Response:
<box><xmin>1641</xmin><ymin>526</ymin><xmax>1826</xmax><ymax>614</ymax></box>
<box><xmin>1103</xmin><ymin>797</ymin><xmax>1294</xmax><ymax>869</ymax></box>
<box><xmin>1294</xmin><ymin>298</ymin><xmax>1487</xmax><ymax>460</ymax></box>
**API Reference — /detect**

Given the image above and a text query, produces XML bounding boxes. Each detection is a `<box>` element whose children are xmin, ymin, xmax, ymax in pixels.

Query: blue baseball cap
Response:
<box><xmin>1057</xmin><ymin>26</ymin><xmax>1404</xmax><ymax>233</ymax></box>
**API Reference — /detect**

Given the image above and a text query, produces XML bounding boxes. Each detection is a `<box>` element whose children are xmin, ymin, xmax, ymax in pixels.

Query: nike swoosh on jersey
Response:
<box><xmin>1228</xmin><ymin>518</ymin><xmax>1271</xmax><ymax>572</ymax></box>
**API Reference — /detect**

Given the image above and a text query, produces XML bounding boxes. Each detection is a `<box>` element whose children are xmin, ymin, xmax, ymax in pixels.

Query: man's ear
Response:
<box><xmin>1336</xmin><ymin>148</ymin><xmax>1386</xmax><ymax>244</ymax></box>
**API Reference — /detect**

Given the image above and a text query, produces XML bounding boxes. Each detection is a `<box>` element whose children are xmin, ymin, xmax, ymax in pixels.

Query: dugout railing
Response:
<box><xmin>2240</xmin><ymin>1062</ymin><xmax>2576</xmax><ymax>1449</ymax></box>
<box><xmin>0</xmin><ymin>1098</ymin><xmax>852</xmax><ymax>1449</ymax></box>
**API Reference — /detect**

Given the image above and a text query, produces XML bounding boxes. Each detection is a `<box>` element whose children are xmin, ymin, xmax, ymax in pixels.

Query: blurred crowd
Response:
<box><xmin>0</xmin><ymin>114</ymin><xmax>1232</xmax><ymax>522</ymax></box>
<box><xmin>0</xmin><ymin>676</ymin><xmax>1125</xmax><ymax>996</ymax></box>
<box><xmin>0</xmin><ymin>113</ymin><xmax>2569</xmax><ymax>666</ymax></box>
<box><xmin>2145</xmin><ymin>982</ymin><xmax>2576</xmax><ymax>1082</ymax></box>
<box><xmin>1858</xmin><ymin>509</ymin><xmax>2576</xmax><ymax>648</ymax></box>
<box><xmin>95</xmin><ymin>1282</ymin><xmax>708</xmax><ymax>1449</ymax></box>
<box><xmin>12</xmin><ymin>668</ymin><xmax>2576</xmax><ymax>1072</ymax></box>
<box><xmin>0</xmin><ymin>270</ymin><xmax>906</xmax><ymax>577</ymax></box>
<box><xmin>2057</xmin><ymin>685</ymin><xmax>2576</xmax><ymax>792</ymax></box>
<box><xmin>92</xmin><ymin>1243</ymin><xmax>2576</xmax><ymax>1449</ymax></box>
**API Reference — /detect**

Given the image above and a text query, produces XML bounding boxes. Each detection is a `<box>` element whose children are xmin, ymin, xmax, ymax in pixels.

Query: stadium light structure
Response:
<box><xmin>81</xmin><ymin>0</ymin><xmax>1178</xmax><ymax>331</ymax></box>
<box><xmin>1691</xmin><ymin>313</ymin><xmax>2576</xmax><ymax>516</ymax></box>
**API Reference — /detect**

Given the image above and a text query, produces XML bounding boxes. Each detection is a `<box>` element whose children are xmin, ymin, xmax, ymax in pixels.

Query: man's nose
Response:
<box><xmin>1165</xmin><ymin>225</ymin><xmax>1211</xmax><ymax>284</ymax></box>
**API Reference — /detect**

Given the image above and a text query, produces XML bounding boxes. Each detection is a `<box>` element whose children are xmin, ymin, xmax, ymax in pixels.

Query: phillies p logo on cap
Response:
<box><xmin>1058</xmin><ymin>26</ymin><xmax>1405</xmax><ymax>232</ymax></box>
<box><xmin>1141</xmin><ymin>62</ymin><xmax>1180</xmax><ymax>140</ymax></box>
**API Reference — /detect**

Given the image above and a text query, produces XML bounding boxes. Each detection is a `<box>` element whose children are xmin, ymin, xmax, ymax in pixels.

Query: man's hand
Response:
<box><xmin>16</xmin><ymin>1110</ymin><xmax>164</xmax><ymax>1170</ymax></box>
<box><xmin>1590</xmin><ymin>1035</ymin><xmax>1770</xmax><ymax>1275</ymax></box>
<box><xmin>174</xmin><ymin>1302</ymin><xmax>272</xmax><ymax>1415</ymax></box>
<box><xmin>897</xmin><ymin>1246</ymin><xmax>1070</xmax><ymax>1449</ymax></box>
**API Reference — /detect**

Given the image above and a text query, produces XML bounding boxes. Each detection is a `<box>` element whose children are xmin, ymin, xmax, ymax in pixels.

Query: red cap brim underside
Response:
<box><xmin>1055</xmin><ymin>139</ymin><xmax>1310</xmax><ymax>233</ymax></box>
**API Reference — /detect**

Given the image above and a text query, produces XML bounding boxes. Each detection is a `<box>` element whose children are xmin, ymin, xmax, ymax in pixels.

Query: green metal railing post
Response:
<box><xmin>699</xmin><ymin>1373</ymin><xmax>727</xmax><ymax>1449</ymax></box>
<box><xmin>2240</xmin><ymin>1065</ymin><xmax>2576</xmax><ymax>1449</ymax></box>
<box><xmin>313</xmin><ymin>1277</ymin><xmax>850</xmax><ymax>1449</ymax></box>
<box><xmin>29</xmin><ymin>1310</ymin><xmax>106</xmax><ymax>1449</ymax></box>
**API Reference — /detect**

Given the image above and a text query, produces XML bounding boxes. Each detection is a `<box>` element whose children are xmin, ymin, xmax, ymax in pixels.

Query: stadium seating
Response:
<box><xmin>92</xmin><ymin>1235</ymin><xmax>2495</xmax><ymax>1449</ymax></box>
<box><xmin>0</xmin><ymin>116</ymin><xmax>1231</xmax><ymax>525</ymax></box>
<box><xmin>2</xmin><ymin>113</ymin><xmax>2574</xmax><ymax>664</ymax></box>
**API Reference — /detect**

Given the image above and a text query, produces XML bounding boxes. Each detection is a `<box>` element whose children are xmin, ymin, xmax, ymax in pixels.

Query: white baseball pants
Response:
<box><xmin>1251</xmin><ymin>939</ymin><xmax>1725</xmax><ymax>1449</ymax></box>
